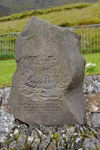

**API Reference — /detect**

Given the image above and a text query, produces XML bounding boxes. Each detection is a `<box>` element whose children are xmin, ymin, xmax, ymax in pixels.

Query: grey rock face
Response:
<box><xmin>9</xmin><ymin>141</ymin><xmax>17</xmax><ymax>149</ymax></box>
<box><xmin>83</xmin><ymin>75</ymin><xmax>100</xmax><ymax>94</ymax></box>
<box><xmin>47</xmin><ymin>140</ymin><xmax>56</xmax><ymax>150</ymax></box>
<box><xmin>9</xmin><ymin>17</ymin><xmax>86</xmax><ymax>126</ymax></box>
<box><xmin>92</xmin><ymin>113</ymin><xmax>100</xmax><ymax>128</ymax></box>
<box><xmin>1</xmin><ymin>123</ymin><xmax>100</xmax><ymax>150</ymax></box>
<box><xmin>83</xmin><ymin>138</ymin><xmax>97</xmax><ymax>150</ymax></box>
<box><xmin>0</xmin><ymin>109</ymin><xmax>15</xmax><ymax>143</ymax></box>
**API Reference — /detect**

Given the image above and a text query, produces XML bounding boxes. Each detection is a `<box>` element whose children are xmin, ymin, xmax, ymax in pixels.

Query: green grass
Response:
<box><xmin>0</xmin><ymin>53</ymin><xmax>100</xmax><ymax>88</ymax></box>
<box><xmin>83</xmin><ymin>53</ymin><xmax>100</xmax><ymax>75</ymax></box>
<box><xmin>0</xmin><ymin>59</ymin><xmax>16</xmax><ymax>88</ymax></box>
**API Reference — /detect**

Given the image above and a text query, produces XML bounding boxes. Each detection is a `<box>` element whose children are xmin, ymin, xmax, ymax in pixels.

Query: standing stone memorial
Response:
<box><xmin>9</xmin><ymin>17</ymin><xmax>86</xmax><ymax>126</ymax></box>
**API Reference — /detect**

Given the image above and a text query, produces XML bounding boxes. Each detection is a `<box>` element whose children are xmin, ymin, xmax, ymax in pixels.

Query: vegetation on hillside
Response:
<box><xmin>0</xmin><ymin>3</ymin><xmax>92</xmax><ymax>22</ymax></box>
<box><xmin>0</xmin><ymin>0</ymin><xmax>98</xmax><ymax>18</ymax></box>
<box><xmin>0</xmin><ymin>2</ymin><xmax>100</xmax><ymax>34</ymax></box>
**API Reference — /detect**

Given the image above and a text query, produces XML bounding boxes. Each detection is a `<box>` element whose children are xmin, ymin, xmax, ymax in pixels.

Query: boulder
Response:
<box><xmin>9</xmin><ymin>17</ymin><xmax>86</xmax><ymax>126</ymax></box>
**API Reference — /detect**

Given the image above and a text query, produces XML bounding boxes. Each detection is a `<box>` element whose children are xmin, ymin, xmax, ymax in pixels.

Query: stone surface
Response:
<box><xmin>87</xmin><ymin>94</ymin><xmax>100</xmax><ymax>113</ymax></box>
<box><xmin>0</xmin><ymin>109</ymin><xmax>15</xmax><ymax>143</ymax></box>
<box><xmin>9</xmin><ymin>16</ymin><xmax>86</xmax><ymax>126</ymax></box>
<box><xmin>83</xmin><ymin>75</ymin><xmax>100</xmax><ymax>94</ymax></box>
<box><xmin>83</xmin><ymin>138</ymin><xmax>97</xmax><ymax>150</ymax></box>
<box><xmin>0</xmin><ymin>121</ymin><xmax>100</xmax><ymax>150</ymax></box>
<box><xmin>92</xmin><ymin>113</ymin><xmax>100</xmax><ymax>128</ymax></box>
<box><xmin>47</xmin><ymin>140</ymin><xmax>56</xmax><ymax>150</ymax></box>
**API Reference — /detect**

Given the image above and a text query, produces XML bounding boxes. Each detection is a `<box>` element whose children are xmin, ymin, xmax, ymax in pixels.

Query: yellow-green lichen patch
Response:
<box><xmin>15</xmin><ymin>130</ymin><xmax>21</xmax><ymax>140</ymax></box>
<box><xmin>53</xmin><ymin>133</ymin><xmax>58</xmax><ymax>139</ymax></box>
<box><xmin>22</xmin><ymin>144</ymin><xmax>31</xmax><ymax>150</ymax></box>
<box><xmin>6</xmin><ymin>138</ymin><xmax>10</xmax><ymax>145</ymax></box>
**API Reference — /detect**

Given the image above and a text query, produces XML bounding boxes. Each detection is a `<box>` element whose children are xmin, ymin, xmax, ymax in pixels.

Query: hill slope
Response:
<box><xmin>0</xmin><ymin>0</ymin><xmax>99</xmax><ymax>17</ymax></box>
<box><xmin>0</xmin><ymin>2</ymin><xmax>100</xmax><ymax>34</ymax></box>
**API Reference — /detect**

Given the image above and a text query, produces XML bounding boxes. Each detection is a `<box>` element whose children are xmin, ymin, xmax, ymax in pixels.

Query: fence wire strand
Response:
<box><xmin>0</xmin><ymin>25</ymin><xmax>100</xmax><ymax>58</ymax></box>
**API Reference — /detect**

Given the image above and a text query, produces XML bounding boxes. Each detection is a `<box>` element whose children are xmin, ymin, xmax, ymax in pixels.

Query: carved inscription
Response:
<box><xmin>23</xmin><ymin>100</ymin><xmax>61</xmax><ymax>112</ymax></box>
<box><xmin>17</xmin><ymin>55</ymin><xmax>68</xmax><ymax>101</ymax></box>
<box><xmin>17</xmin><ymin>97</ymin><xmax>62</xmax><ymax>112</ymax></box>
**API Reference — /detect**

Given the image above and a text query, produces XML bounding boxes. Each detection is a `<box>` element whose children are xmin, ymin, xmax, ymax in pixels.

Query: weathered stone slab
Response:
<box><xmin>9</xmin><ymin>17</ymin><xmax>86</xmax><ymax>126</ymax></box>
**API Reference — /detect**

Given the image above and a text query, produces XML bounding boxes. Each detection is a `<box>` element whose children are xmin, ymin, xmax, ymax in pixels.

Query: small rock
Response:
<box><xmin>0</xmin><ymin>109</ymin><xmax>14</xmax><ymax>143</ymax></box>
<box><xmin>39</xmin><ymin>134</ymin><xmax>50</xmax><ymax>150</ymax></box>
<box><xmin>92</xmin><ymin>113</ymin><xmax>100</xmax><ymax>128</ymax></box>
<box><xmin>17</xmin><ymin>132</ymin><xmax>27</xmax><ymax>149</ymax></box>
<box><xmin>27</xmin><ymin>135</ymin><xmax>34</xmax><ymax>144</ymax></box>
<box><xmin>74</xmin><ymin>137</ymin><xmax>82</xmax><ymax>149</ymax></box>
<box><xmin>66</xmin><ymin>126</ymin><xmax>75</xmax><ymax>136</ymax></box>
<box><xmin>47</xmin><ymin>140</ymin><xmax>56</xmax><ymax>150</ymax></box>
<box><xmin>98</xmin><ymin>75</ymin><xmax>100</xmax><ymax>82</ymax></box>
<box><xmin>94</xmin><ymin>81</ymin><xmax>100</xmax><ymax>93</ymax></box>
<box><xmin>13</xmin><ymin>128</ymin><xmax>19</xmax><ymax>136</ymax></box>
<box><xmin>9</xmin><ymin>141</ymin><xmax>17</xmax><ymax>149</ymax></box>
<box><xmin>87</xmin><ymin>76</ymin><xmax>92</xmax><ymax>81</ymax></box>
<box><xmin>83</xmin><ymin>138</ymin><xmax>97</xmax><ymax>150</ymax></box>
<box><xmin>35</xmin><ymin>129</ymin><xmax>42</xmax><ymax>137</ymax></box>
<box><xmin>31</xmin><ymin>130</ymin><xmax>38</xmax><ymax>139</ymax></box>
<box><xmin>57</xmin><ymin>136</ymin><xmax>65</xmax><ymax>148</ymax></box>
<box><xmin>31</xmin><ymin>138</ymin><xmax>40</xmax><ymax>149</ymax></box>
<box><xmin>92</xmin><ymin>75</ymin><xmax>98</xmax><ymax>81</ymax></box>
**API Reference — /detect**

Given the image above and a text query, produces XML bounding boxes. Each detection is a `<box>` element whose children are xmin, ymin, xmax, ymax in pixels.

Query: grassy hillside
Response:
<box><xmin>0</xmin><ymin>0</ymin><xmax>99</xmax><ymax>18</ymax></box>
<box><xmin>0</xmin><ymin>2</ymin><xmax>100</xmax><ymax>34</ymax></box>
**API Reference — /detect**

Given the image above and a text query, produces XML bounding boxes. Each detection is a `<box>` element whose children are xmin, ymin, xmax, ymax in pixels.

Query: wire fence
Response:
<box><xmin>68</xmin><ymin>24</ymin><xmax>100</xmax><ymax>54</ymax></box>
<box><xmin>0</xmin><ymin>24</ymin><xmax>100</xmax><ymax>58</ymax></box>
<box><xmin>0</xmin><ymin>32</ymin><xmax>20</xmax><ymax>59</ymax></box>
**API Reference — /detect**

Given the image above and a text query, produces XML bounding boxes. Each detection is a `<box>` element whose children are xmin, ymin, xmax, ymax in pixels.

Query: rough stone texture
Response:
<box><xmin>92</xmin><ymin>113</ymin><xmax>100</xmax><ymax>128</ymax></box>
<box><xmin>1</xmin><ymin>123</ymin><xmax>100</xmax><ymax>150</ymax></box>
<box><xmin>47</xmin><ymin>140</ymin><xmax>56</xmax><ymax>150</ymax></box>
<box><xmin>0</xmin><ymin>109</ymin><xmax>14</xmax><ymax>143</ymax></box>
<box><xmin>83</xmin><ymin>138</ymin><xmax>97</xmax><ymax>150</ymax></box>
<box><xmin>84</xmin><ymin>75</ymin><xmax>100</xmax><ymax>94</ymax></box>
<box><xmin>9</xmin><ymin>16</ymin><xmax>86</xmax><ymax>126</ymax></box>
